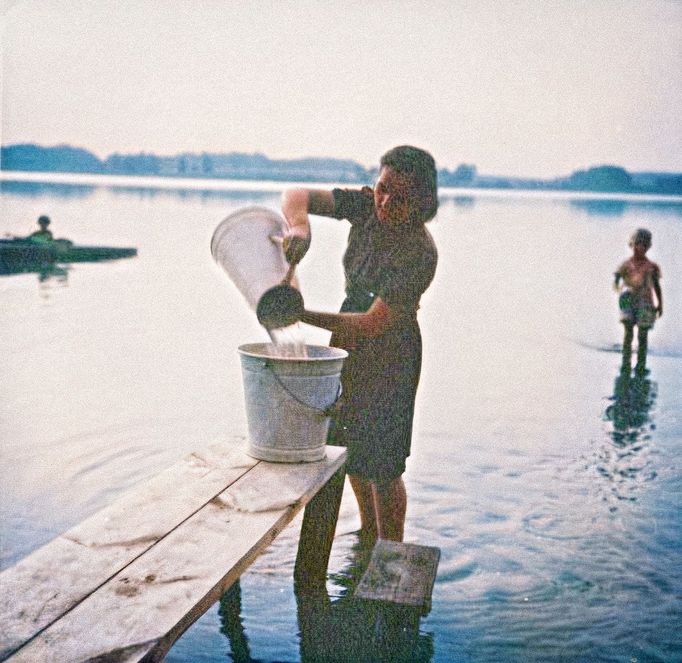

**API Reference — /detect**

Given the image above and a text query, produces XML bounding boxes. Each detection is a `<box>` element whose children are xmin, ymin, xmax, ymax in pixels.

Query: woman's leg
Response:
<box><xmin>348</xmin><ymin>474</ymin><xmax>377</xmax><ymax>546</ymax></box>
<box><xmin>372</xmin><ymin>476</ymin><xmax>407</xmax><ymax>542</ymax></box>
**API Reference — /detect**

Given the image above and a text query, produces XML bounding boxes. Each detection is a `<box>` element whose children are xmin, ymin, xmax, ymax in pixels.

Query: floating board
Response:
<box><xmin>355</xmin><ymin>540</ymin><xmax>441</xmax><ymax>614</ymax></box>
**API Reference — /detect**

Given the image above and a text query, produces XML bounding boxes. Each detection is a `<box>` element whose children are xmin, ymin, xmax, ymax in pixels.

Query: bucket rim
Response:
<box><xmin>210</xmin><ymin>205</ymin><xmax>284</xmax><ymax>256</ymax></box>
<box><xmin>238</xmin><ymin>342</ymin><xmax>348</xmax><ymax>362</ymax></box>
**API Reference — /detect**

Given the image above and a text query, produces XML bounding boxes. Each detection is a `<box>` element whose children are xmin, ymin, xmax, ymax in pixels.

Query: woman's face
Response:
<box><xmin>374</xmin><ymin>166</ymin><xmax>422</xmax><ymax>229</ymax></box>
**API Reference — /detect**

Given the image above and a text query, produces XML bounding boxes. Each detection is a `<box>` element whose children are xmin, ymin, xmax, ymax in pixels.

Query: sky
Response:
<box><xmin>1</xmin><ymin>0</ymin><xmax>680</xmax><ymax>178</ymax></box>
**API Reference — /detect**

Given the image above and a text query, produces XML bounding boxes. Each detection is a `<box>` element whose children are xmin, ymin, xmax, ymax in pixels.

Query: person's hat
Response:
<box><xmin>38</xmin><ymin>215</ymin><xmax>51</xmax><ymax>226</ymax></box>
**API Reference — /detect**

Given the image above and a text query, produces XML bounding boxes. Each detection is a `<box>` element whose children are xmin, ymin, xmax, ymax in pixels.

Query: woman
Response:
<box><xmin>282</xmin><ymin>145</ymin><xmax>438</xmax><ymax>544</ymax></box>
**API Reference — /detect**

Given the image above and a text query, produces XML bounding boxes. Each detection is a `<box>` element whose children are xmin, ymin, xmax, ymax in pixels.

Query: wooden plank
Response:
<box><xmin>8</xmin><ymin>446</ymin><xmax>346</xmax><ymax>663</ymax></box>
<box><xmin>355</xmin><ymin>540</ymin><xmax>440</xmax><ymax>613</ymax></box>
<box><xmin>0</xmin><ymin>444</ymin><xmax>258</xmax><ymax>660</ymax></box>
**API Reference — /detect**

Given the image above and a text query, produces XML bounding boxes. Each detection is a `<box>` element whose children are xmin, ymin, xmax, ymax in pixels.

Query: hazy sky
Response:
<box><xmin>1</xmin><ymin>0</ymin><xmax>680</xmax><ymax>177</ymax></box>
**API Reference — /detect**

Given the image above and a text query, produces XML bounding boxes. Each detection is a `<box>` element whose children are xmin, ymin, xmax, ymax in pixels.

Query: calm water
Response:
<box><xmin>1</xmin><ymin>175</ymin><xmax>681</xmax><ymax>662</ymax></box>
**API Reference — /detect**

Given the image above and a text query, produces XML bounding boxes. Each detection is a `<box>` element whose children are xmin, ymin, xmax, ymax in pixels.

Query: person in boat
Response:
<box><xmin>28</xmin><ymin>215</ymin><xmax>54</xmax><ymax>242</ymax></box>
<box><xmin>613</xmin><ymin>227</ymin><xmax>663</xmax><ymax>375</ymax></box>
<box><xmin>281</xmin><ymin>145</ymin><xmax>438</xmax><ymax>545</ymax></box>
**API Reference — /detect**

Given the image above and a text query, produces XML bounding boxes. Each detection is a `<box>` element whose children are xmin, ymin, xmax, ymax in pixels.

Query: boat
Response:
<box><xmin>0</xmin><ymin>238</ymin><xmax>137</xmax><ymax>275</ymax></box>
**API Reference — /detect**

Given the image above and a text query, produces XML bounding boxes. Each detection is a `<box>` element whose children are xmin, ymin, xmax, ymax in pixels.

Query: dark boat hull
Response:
<box><xmin>0</xmin><ymin>239</ymin><xmax>137</xmax><ymax>275</ymax></box>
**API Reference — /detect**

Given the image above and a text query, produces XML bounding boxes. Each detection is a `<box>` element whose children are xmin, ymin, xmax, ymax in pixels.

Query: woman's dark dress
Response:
<box><xmin>328</xmin><ymin>188</ymin><xmax>438</xmax><ymax>482</ymax></box>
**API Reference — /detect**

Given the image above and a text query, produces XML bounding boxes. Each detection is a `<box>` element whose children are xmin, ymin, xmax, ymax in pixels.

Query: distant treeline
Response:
<box><xmin>1</xmin><ymin>143</ymin><xmax>681</xmax><ymax>195</ymax></box>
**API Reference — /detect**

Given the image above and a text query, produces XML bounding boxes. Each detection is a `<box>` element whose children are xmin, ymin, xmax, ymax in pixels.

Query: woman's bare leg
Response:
<box><xmin>372</xmin><ymin>477</ymin><xmax>407</xmax><ymax>542</ymax></box>
<box><xmin>348</xmin><ymin>474</ymin><xmax>377</xmax><ymax>546</ymax></box>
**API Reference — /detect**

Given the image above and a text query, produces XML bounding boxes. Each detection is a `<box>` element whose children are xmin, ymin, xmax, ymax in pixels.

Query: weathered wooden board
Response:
<box><xmin>355</xmin><ymin>540</ymin><xmax>440</xmax><ymax>612</ymax></box>
<box><xmin>0</xmin><ymin>443</ymin><xmax>258</xmax><ymax>660</ymax></box>
<box><xmin>7</xmin><ymin>446</ymin><xmax>346</xmax><ymax>662</ymax></box>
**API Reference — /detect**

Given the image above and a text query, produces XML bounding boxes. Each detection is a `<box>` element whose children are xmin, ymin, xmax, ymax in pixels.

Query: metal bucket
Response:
<box><xmin>238</xmin><ymin>343</ymin><xmax>347</xmax><ymax>462</ymax></box>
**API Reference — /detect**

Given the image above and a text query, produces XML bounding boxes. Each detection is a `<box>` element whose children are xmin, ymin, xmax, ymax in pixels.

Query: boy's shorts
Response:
<box><xmin>619</xmin><ymin>291</ymin><xmax>656</xmax><ymax>330</ymax></box>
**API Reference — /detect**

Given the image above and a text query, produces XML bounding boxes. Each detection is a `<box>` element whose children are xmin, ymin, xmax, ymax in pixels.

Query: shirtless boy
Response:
<box><xmin>614</xmin><ymin>228</ymin><xmax>663</xmax><ymax>375</ymax></box>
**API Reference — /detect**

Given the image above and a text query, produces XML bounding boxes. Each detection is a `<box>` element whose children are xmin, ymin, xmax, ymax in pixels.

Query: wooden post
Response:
<box><xmin>294</xmin><ymin>466</ymin><xmax>345</xmax><ymax>590</ymax></box>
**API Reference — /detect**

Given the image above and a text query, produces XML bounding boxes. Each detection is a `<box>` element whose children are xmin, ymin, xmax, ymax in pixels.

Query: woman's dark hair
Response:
<box><xmin>380</xmin><ymin>145</ymin><xmax>438</xmax><ymax>222</ymax></box>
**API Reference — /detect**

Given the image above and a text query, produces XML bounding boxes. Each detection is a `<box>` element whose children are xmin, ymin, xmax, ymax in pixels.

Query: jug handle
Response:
<box><xmin>269</xmin><ymin>234</ymin><xmax>297</xmax><ymax>286</ymax></box>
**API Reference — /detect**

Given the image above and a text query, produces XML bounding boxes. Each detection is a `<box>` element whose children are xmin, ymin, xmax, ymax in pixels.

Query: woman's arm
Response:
<box><xmin>281</xmin><ymin>189</ymin><xmax>335</xmax><ymax>264</ymax></box>
<box><xmin>301</xmin><ymin>296</ymin><xmax>401</xmax><ymax>344</ymax></box>
<box><xmin>283</xmin><ymin>188</ymin><xmax>400</xmax><ymax>340</ymax></box>
<box><xmin>282</xmin><ymin>189</ymin><xmax>335</xmax><ymax>224</ymax></box>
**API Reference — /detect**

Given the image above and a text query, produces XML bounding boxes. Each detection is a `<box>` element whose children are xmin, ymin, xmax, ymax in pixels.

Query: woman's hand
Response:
<box><xmin>283</xmin><ymin>225</ymin><xmax>311</xmax><ymax>265</ymax></box>
<box><xmin>281</xmin><ymin>189</ymin><xmax>314</xmax><ymax>264</ymax></box>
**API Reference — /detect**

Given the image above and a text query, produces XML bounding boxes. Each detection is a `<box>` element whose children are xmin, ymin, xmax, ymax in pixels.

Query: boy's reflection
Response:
<box><xmin>600</xmin><ymin>366</ymin><xmax>658</xmax><ymax>505</ymax></box>
<box><xmin>604</xmin><ymin>368</ymin><xmax>656</xmax><ymax>446</ymax></box>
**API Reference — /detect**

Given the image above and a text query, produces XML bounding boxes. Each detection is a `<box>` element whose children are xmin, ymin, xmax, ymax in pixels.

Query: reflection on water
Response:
<box><xmin>570</xmin><ymin>196</ymin><xmax>682</xmax><ymax>217</ymax></box>
<box><xmin>1</xmin><ymin>176</ymin><xmax>279</xmax><ymax>202</ymax></box>
<box><xmin>298</xmin><ymin>544</ymin><xmax>434</xmax><ymax>663</ymax></box>
<box><xmin>570</xmin><ymin>198</ymin><xmax>628</xmax><ymax>216</ymax></box>
<box><xmin>296</xmin><ymin>589</ymin><xmax>434</xmax><ymax>663</ymax></box>
<box><xmin>599</xmin><ymin>368</ymin><xmax>658</xmax><ymax>505</ymax></box>
<box><xmin>218</xmin><ymin>582</ymin><xmax>253</xmax><ymax>663</ymax></box>
<box><xmin>450</xmin><ymin>195</ymin><xmax>476</xmax><ymax>208</ymax></box>
<box><xmin>108</xmin><ymin>185</ymin><xmax>275</xmax><ymax>203</ymax></box>
<box><xmin>11</xmin><ymin>262</ymin><xmax>70</xmax><ymax>284</ymax></box>
<box><xmin>605</xmin><ymin>369</ymin><xmax>657</xmax><ymax>445</ymax></box>
<box><xmin>216</xmin><ymin>545</ymin><xmax>434</xmax><ymax>663</ymax></box>
<box><xmin>0</xmin><ymin>180</ymin><xmax>96</xmax><ymax>198</ymax></box>
<box><xmin>37</xmin><ymin>264</ymin><xmax>69</xmax><ymax>286</ymax></box>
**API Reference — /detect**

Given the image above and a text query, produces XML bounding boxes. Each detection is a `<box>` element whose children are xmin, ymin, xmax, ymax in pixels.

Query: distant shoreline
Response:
<box><xmin>2</xmin><ymin>170</ymin><xmax>682</xmax><ymax>204</ymax></box>
<box><xmin>2</xmin><ymin>143</ymin><xmax>681</xmax><ymax>196</ymax></box>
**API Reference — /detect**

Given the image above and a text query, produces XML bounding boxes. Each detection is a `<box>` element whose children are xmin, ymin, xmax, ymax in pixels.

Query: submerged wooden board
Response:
<box><xmin>4</xmin><ymin>446</ymin><xmax>345</xmax><ymax>662</ymax></box>
<box><xmin>355</xmin><ymin>540</ymin><xmax>440</xmax><ymax>612</ymax></box>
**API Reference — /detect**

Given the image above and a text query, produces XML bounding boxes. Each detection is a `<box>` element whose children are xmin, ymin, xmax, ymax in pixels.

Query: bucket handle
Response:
<box><xmin>264</xmin><ymin>361</ymin><xmax>343</xmax><ymax>417</ymax></box>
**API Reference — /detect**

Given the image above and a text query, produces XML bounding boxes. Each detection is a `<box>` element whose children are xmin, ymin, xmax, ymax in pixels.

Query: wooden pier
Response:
<box><xmin>0</xmin><ymin>443</ymin><xmax>346</xmax><ymax>662</ymax></box>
